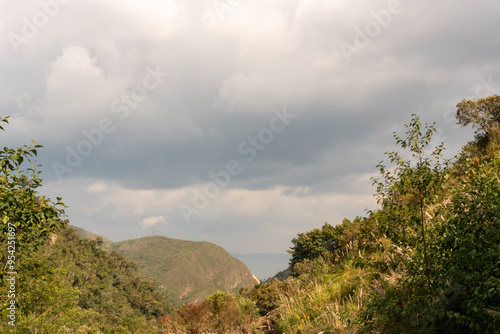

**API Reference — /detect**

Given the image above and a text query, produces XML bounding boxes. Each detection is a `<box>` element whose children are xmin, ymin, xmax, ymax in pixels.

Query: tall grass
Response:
<box><xmin>272</xmin><ymin>239</ymin><xmax>404</xmax><ymax>333</ymax></box>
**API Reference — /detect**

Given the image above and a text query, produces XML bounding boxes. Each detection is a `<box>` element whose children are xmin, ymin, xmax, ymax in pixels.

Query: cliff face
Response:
<box><xmin>103</xmin><ymin>236</ymin><xmax>259</xmax><ymax>305</ymax></box>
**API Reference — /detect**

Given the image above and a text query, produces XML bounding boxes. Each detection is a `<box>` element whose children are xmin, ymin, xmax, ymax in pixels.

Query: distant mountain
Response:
<box><xmin>269</xmin><ymin>267</ymin><xmax>292</xmax><ymax>282</ymax></box>
<box><xmin>230</xmin><ymin>252</ymin><xmax>291</xmax><ymax>281</ymax></box>
<box><xmin>70</xmin><ymin>225</ymin><xmax>114</xmax><ymax>243</ymax></box>
<box><xmin>100</xmin><ymin>236</ymin><xmax>259</xmax><ymax>305</ymax></box>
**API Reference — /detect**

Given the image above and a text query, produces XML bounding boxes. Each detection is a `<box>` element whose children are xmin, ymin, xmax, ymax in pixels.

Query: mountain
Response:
<box><xmin>268</xmin><ymin>267</ymin><xmax>292</xmax><ymax>282</ymax></box>
<box><xmin>100</xmin><ymin>235</ymin><xmax>259</xmax><ymax>305</ymax></box>
<box><xmin>70</xmin><ymin>225</ymin><xmax>114</xmax><ymax>243</ymax></box>
<box><xmin>230</xmin><ymin>252</ymin><xmax>291</xmax><ymax>281</ymax></box>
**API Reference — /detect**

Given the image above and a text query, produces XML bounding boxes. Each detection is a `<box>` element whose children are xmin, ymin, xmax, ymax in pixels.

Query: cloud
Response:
<box><xmin>139</xmin><ymin>215</ymin><xmax>166</xmax><ymax>228</ymax></box>
<box><xmin>86</xmin><ymin>182</ymin><xmax>107</xmax><ymax>194</ymax></box>
<box><xmin>1</xmin><ymin>0</ymin><xmax>499</xmax><ymax>253</ymax></box>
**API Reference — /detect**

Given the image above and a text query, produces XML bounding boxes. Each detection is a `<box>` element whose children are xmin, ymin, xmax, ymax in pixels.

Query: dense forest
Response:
<box><xmin>1</xmin><ymin>95</ymin><xmax>500</xmax><ymax>333</ymax></box>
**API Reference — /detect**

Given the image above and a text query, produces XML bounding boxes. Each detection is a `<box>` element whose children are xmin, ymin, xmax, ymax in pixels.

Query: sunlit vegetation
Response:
<box><xmin>263</xmin><ymin>95</ymin><xmax>500</xmax><ymax>333</ymax></box>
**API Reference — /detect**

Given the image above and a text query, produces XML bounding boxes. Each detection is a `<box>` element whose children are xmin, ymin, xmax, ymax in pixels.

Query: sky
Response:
<box><xmin>1</xmin><ymin>0</ymin><xmax>499</xmax><ymax>254</ymax></box>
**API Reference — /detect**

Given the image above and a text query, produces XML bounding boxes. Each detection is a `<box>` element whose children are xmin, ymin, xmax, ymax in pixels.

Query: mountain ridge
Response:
<box><xmin>70</xmin><ymin>227</ymin><xmax>258</xmax><ymax>305</ymax></box>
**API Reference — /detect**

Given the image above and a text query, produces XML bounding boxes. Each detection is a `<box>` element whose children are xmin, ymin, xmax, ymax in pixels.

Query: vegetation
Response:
<box><xmin>149</xmin><ymin>95</ymin><xmax>500</xmax><ymax>334</ymax></box>
<box><xmin>456</xmin><ymin>94</ymin><xmax>500</xmax><ymax>144</ymax></box>
<box><xmin>0</xmin><ymin>228</ymin><xmax>170</xmax><ymax>333</ymax></box>
<box><xmin>161</xmin><ymin>290</ymin><xmax>260</xmax><ymax>334</ymax></box>
<box><xmin>288</xmin><ymin>222</ymin><xmax>343</xmax><ymax>270</ymax></box>
<box><xmin>261</xmin><ymin>95</ymin><xmax>500</xmax><ymax>333</ymax></box>
<box><xmin>0</xmin><ymin>116</ymin><xmax>66</xmax><ymax>284</ymax></box>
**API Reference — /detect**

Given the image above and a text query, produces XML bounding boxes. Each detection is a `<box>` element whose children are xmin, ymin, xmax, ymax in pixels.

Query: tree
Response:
<box><xmin>456</xmin><ymin>94</ymin><xmax>500</xmax><ymax>143</ymax></box>
<box><xmin>288</xmin><ymin>222</ymin><xmax>343</xmax><ymax>269</ymax></box>
<box><xmin>365</xmin><ymin>113</ymin><xmax>500</xmax><ymax>333</ymax></box>
<box><xmin>433</xmin><ymin>152</ymin><xmax>500</xmax><ymax>332</ymax></box>
<box><xmin>0</xmin><ymin>116</ymin><xmax>66</xmax><ymax>283</ymax></box>
<box><xmin>369</xmin><ymin>114</ymin><xmax>449</xmax><ymax>331</ymax></box>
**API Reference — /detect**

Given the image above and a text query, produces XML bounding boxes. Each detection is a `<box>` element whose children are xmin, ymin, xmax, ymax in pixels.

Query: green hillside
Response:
<box><xmin>0</xmin><ymin>226</ymin><xmax>169</xmax><ymax>333</ymax></box>
<box><xmin>103</xmin><ymin>236</ymin><xmax>259</xmax><ymax>305</ymax></box>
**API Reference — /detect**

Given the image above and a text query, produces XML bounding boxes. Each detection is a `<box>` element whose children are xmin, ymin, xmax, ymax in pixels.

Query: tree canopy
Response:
<box><xmin>456</xmin><ymin>94</ymin><xmax>500</xmax><ymax>143</ymax></box>
<box><xmin>0</xmin><ymin>116</ymin><xmax>66</xmax><ymax>283</ymax></box>
<box><xmin>288</xmin><ymin>222</ymin><xmax>344</xmax><ymax>269</ymax></box>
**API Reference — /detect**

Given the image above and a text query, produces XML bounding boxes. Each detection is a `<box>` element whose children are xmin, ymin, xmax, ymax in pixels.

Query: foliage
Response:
<box><xmin>0</xmin><ymin>116</ymin><xmax>66</xmax><ymax>284</ymax></box>
<box><xmin>175</xmin><ymin>302</ymin><xmax>210</xmax><ymax>334</ymax></box>
<box><xmin>249</xmin><ymin>279</ymin><xmax>284</xmax><ymax>316</ymax></box>
<box><xmin>206</xmin><ymin>291</ymin><xmax>242</xmax><ymax>333</ymax></box>
<box><xmin>365</xmin><ymin>115</ymin><xmax>449</xmax><ymax>329</ymax></box>
<box><xmin>360</xmin><ymin>113</ymin><xmax>500</xmax><ymax>333</ymax></box>
<box><xmin>434</xmin><ymin>155</ymin><xmax>500</xmax><ymax>332</ymax></box>
<box><xmin>456</xmin><ymin>94</ymin><xmax>500</xmax><ymax>144</ymax></box>
<box><xmin>288</xmin><ymin>222</ymin><xmax>343</xmax><ymax>270</ymax></box>
<box><xmin>273</xmin><ymin>257</ymin><xmax>368</xmax><ymax>333</ymax></box>
<box><xmin>267</xmin><ymin>103</ymin><xmax>500</xmax><ymax>333</ymax></box>
<box><xmin>170</xmin><ymin>291</ymin><xmax>260</xmax><ymax>333</ymax></box>
<box><xmin>0</xmin><ymin>227</ymin><xmax>169</xmax><ymax>333</ymax></box>
<box><xmin>3</xmin><ymin>94</ymin><xmax>500</xmax><ymax>333</ymax></box>
<box><xmin>0</xmin><ymin>117</ymin><xmax>169</xmax><ymax>332</ymax></box>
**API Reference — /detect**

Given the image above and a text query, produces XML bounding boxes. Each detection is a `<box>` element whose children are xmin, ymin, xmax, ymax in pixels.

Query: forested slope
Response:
<box><xmin>264</xmin><ymin>96</ymin><xmax>500</xmax><ymax>333</ymax></box>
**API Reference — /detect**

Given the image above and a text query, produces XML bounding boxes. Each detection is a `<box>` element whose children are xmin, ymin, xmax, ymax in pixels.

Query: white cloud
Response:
<box><xmin>42</xmin><ymin>46</ymin><xmax>117</xmax><ymax>122</ymax></box>
<box><xmin>86</xmin><ymin>182</ymin><xmax>107</xmax><ymax>194</ymax></box>
<box><xmin>139</xmin><ymin>215</ymin><xmax>166</xmax><ymax>228</ymax></box>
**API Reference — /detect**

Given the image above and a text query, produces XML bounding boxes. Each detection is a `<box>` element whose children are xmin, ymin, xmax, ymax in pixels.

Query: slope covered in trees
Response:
<box><xmin>0</xmin><ymin>227</ymin><xmax>169</xmax><ymax>332</ymax></box>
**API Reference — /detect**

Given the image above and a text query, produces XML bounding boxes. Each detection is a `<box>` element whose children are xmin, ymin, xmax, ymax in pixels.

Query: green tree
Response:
<box><xmin>363</xmin><ymin>112</ymin><xmax>500</xmax><ymax>333</ymax></box>
<box><xmin>373</xmin><ymin>114</ymin><xmax>448</xmax><ymax>285</ymax></box>
<box><xmin>0</xmin><ymin>116</ymin><xmax>66</xmax><ymax>283</ymax></box>
<box><xmin>368</xmin><ymin>114</ymin><xmax>449</xmax><ymax>331</ymax></box>
<box><xmin>288</xmin><ymin>222</ymin><xmax>343</xmax><ymax>270</ymax></box>
<box><xmin>434</xmin><ymin>154</ymin><xmax>500</xmax><ymax>332</ymax></box>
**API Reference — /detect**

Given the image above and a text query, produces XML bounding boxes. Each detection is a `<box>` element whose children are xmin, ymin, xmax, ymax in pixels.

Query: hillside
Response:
<box><xmin>0</xmin><ymin>226</ymin><xmax>169</xmax><ymax>332</ymax></box>
<box><xmin>103</xmin><ymin>236</ymin><xmax>259</xmax><ymax>305</ymax></box>
<box><xmin>70</xmin><ymin>225</ymin><xmax>114</xmax><ymax>243</ymax></box>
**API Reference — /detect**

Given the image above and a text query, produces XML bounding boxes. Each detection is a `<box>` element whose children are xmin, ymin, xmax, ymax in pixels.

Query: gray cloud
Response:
<box><xmin>1</xmin><ymin>0</ymin><xmax>498</xmax><ymax>253</ymax></box>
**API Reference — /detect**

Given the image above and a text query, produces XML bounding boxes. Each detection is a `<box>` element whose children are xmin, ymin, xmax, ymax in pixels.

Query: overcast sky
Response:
<box><xmin>1</xmin><ymin>0</ymin><xmax>499</xmax><ymax>254</ymax></box>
